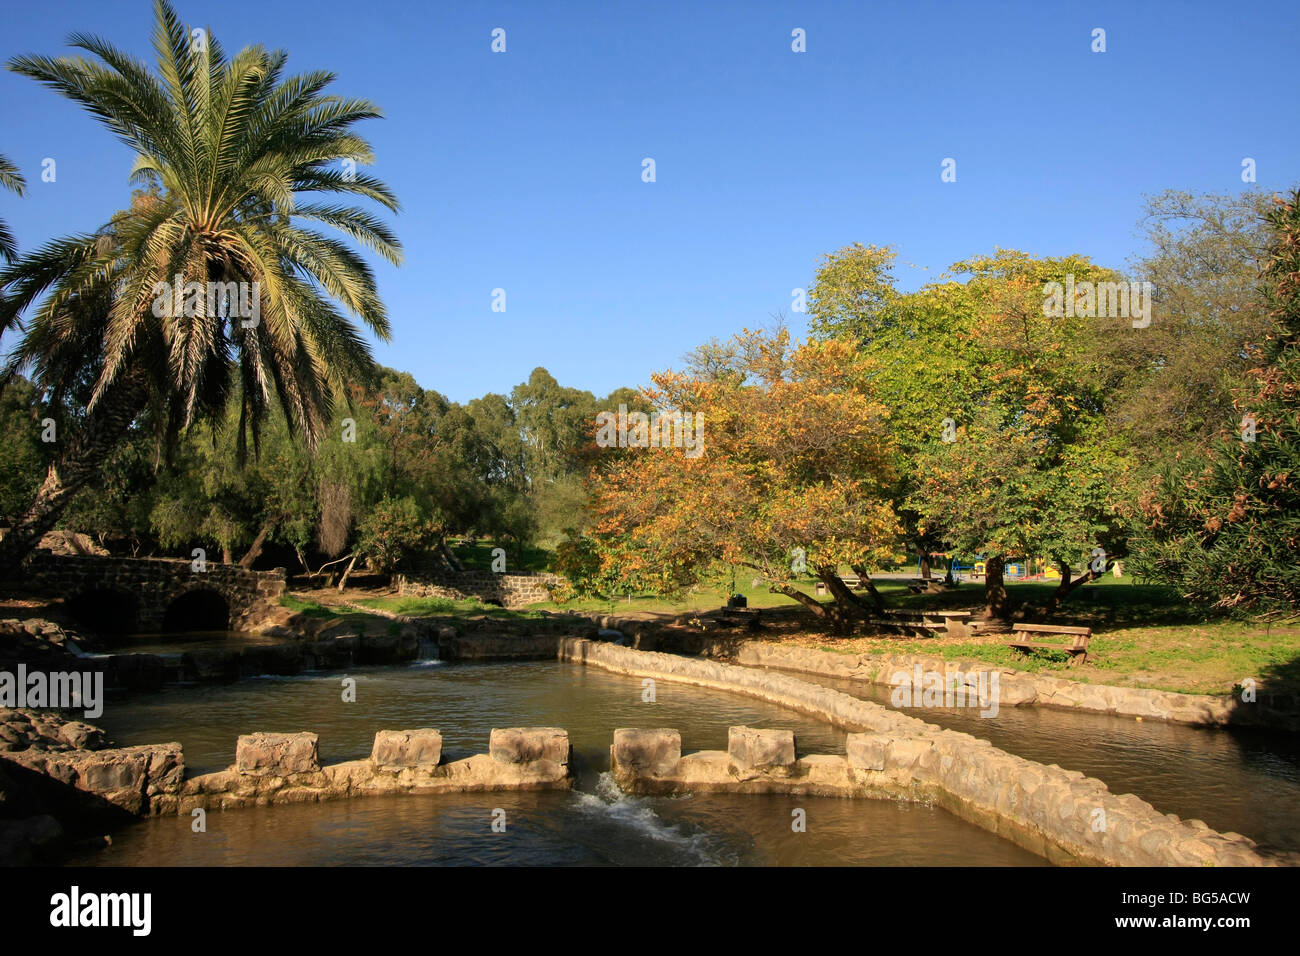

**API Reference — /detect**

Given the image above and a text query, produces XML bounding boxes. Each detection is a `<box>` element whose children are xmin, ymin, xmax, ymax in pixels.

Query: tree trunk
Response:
<box><xmin>768</xmin><ymin>581</ymin><xmax>831</xmax><ymax>619</ymax></box>
<box><xmin>221</xmin><ymin>545</ymin><xmax>233</xmax><ymax>565</ymax></box>
<box><xmin>1042</xmin><ymin>560</ymin><xmax>1103</xmax><ymax>615</ymax></box>
<box><xmin>982</xmin><ymin>555</ymin><xmax>1010</xmax><ymax>619</ymax></box>
<box><xmin>920</xmin><ymin>552</ymin><xmax>932</xmax><ymax>580</ymax></box>
<box><xmin>239</xmin><ymin>523</ymin><xmax>272</xmax><ymax>569</ymax></box>
<box><xmin>819</xmin><ymin>566</ymin><xmax>874</xmax><ymax>619</ymax></box>
<box><xmin>437</xmin><ymin>537</ymin><xmax>462</xmax><ymax>573</ymax></box>
<box><xmin>850</xmin><ymin>564</ymin><xmax>886</xmax><ymax>613</ymax></box>
<box><xmin>0</xmin><ymin>370</ymin><xmax>150</xmax><ymax>579</ymax></box>
<box><xmin>336</xmin><ymin>552</ymin><xmax>359</xmax><ymax>591</ymax></box>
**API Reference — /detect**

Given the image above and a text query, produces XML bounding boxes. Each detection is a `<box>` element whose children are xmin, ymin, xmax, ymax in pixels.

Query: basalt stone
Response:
<box><xmin>371</xmin><ymin>729</ymin><xmax>443</xmax><ymax>769</ymax></box>
<box><xmin>236</xmin><ymin>732</ymin><xmax>319</xmax><ymax>776</ymax></box>
<box><xmin>238</xmin><ymin>643</ymin><xmax>305</xmax><ymax>677</ymax></box>
<box><xmin>727</xmin><ymin>726</ymin><xmax>795</xmax><ymax>770</ymax></box>
<box><xmin>182</xmin><ymin>648</ymin><xmax>242</xmax><ymax>683</ymax></box>
<box><xmin>488</xmin><ymin>727</ymin><xmax>570</xmax><ymax>766</ymax></box>
<box><xmin>611</xmin><ymin>728</ymin><xmax>681</xmax><ymax>777</ymax></box>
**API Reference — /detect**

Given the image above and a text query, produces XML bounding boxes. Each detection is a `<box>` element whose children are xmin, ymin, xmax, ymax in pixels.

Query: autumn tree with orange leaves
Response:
<box><xmin>581</xmin><ymin>329</ymin><xmax>900</xmax><ymax>631</ymax></box>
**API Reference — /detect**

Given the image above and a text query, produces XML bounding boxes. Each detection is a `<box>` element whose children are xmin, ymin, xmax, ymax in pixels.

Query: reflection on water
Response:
<box><xmin>81</xmin><ymin>660</ymin><xmax>1043</xmax><ymax>866</ymax></box>
<box><xmin>756</xmin><ymin>667</ymin><xmax>1300</xmax><ymax>858</ymax></box>
<box><xmin>86</xmin><ymin>630</ymin><xmax>289</xmax><ymax>657</ymax></box>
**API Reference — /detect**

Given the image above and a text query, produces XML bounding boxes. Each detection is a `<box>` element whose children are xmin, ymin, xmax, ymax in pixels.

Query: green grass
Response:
<box><xmin>355</xmin><ymin>594</ymin><xmax>551</xmax><ymax>622</ymax></box>
<box><xmin>792</xmin><ymin>578</ymin><xmax>1300</xmax><ymax>695</ymax></box>
<box><xmin>279</xmin><ymin>594</ymin><xmax>339</xmax><ymax>618</ymax></box>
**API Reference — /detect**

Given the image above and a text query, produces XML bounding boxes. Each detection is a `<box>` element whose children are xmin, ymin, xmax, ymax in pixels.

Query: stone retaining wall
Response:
<box><xmin>395</xmin><ymin>569</ymin><xmax>562</xmax><ymax>608</ymax></box>
<box><xmin>727</xmin><ymin>641</ymin><xmax>1300</xmax><ymax>730</ymax></box>
<box><xmin>559</xmin><ymin>638</ymin><xmax>1266</xmax><ymax>866</ymax></box>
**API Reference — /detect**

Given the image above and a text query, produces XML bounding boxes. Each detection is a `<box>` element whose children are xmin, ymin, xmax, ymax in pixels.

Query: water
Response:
<box><xmin>79</xmin><ymin>630</ymin><xmax>288</xmax><ymax>657</ymax></box>
<box><xmin>75</xmin><ymin>659</ymin><xmax>1042</xmax><ymax>866</ymax></box>
<box><xmin>749</xmin><ymin>666</ymin><xmax>1300</xmax><ymax>860</ymax></box>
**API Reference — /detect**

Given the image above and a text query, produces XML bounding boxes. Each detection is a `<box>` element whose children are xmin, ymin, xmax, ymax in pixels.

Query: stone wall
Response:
<box><xmin>395</xmin><ymin>568</ymin><xmax>562</xmax><ymax>609</ymax></box>
<box><xmin>560</xmin><ymin>638</ymin><xmax>1267</xmax><ymax>867</ymax></box>
<box><xmin>726</xmin><ymin>641</ymin><xmax>1300</xmax><ymax>730</ymax></box>
<box><xmin>18</xmin><ymin>553</ymin><xmax>286</xmax><ymax>633</ymax></box>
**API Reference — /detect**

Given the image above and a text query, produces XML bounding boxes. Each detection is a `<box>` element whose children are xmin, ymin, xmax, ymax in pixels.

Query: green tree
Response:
<box><xmin>1131</xmin><ymin>190</ymin><xmax>1300</xmax><ymax>616</ymax></box>
<box><xmin>0</xmin><ymin>0</ymin><xmax>401</xmax><ymax>576</ymax></box>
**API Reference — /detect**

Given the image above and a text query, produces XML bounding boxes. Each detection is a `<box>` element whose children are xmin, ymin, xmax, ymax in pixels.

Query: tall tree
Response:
<box><xmin>1131</xmin><ymin>190</ymin><xmax>1300</xmax><ymax>616</ymax></box>
<box><xmin>0</xmin><ymin>0</ymin><xmax>401</xmax><ymax>576</ymax></box>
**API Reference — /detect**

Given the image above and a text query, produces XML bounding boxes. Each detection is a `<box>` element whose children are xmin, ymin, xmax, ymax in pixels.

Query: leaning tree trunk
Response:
<box><xmin>819</xmin><ymin>566</ymin><xmax>874</xmax><ymax>621</ymax></box>
<box><xmin>768</xmin><ymin>580</ymin><xmax>856</xmax><ymax>632</ymax></box>
<box><xmin>336</xmin><ymin>553</ymin><xmax>360</xmax><ymax>591</ymax></box>
<box><xmin>0</xmin><ymin>370</ymin><xmax>150</xmax><ymax>579</ymax></box>
<box><xmin>1041</xmin><ymin>560</ymin><xmax>1104</xmax><ymax>616</ymax></box>
<box><xmin>850</xmin><ymin>564</ymin><xmax>886</xmax><ymax>613</ymax></box>
<box><xmin>238</xmin><ymin>523</ymin><xmax>272</xmax><ymax>569</ymax></box>
<box><xmin>982</xmin><ymin>555</ymin><xmax>1010</xmax><ymax>620</ymax></box>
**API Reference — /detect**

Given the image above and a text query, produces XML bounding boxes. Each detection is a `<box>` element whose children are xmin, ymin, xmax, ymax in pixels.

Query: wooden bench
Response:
<box><xmin>1007</xmin><ymin>624</ymin><xmax>1092</xmax><ymax>666</ymax></box>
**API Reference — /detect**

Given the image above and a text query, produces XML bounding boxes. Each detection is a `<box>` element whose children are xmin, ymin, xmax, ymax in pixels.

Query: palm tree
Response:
<box><xmin>0</xmin><ymin>154</ymin><xmax>26</xmax><ymax>263</ymax></box>
<box><xmin>0</xmin><ymin>0</ymin><xmax>402</xmax><ymax>576</ymax></box>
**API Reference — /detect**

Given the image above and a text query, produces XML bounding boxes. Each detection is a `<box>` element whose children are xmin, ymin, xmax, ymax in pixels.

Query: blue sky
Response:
<box><xmin>2</xmin><ymin>0</ymin><xmax>1297</xmax><ymax>403</ymax></box>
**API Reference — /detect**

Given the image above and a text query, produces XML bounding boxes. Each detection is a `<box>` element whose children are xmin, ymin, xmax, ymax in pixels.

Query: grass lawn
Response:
<box><xmin>283</xmin><ymin>573</ymin><xmax>1300</xmax><ymax>697</ymax></box>
<box><xmin>759</xmin><ymin>578</ymin><xmax>1300</xmax><ymax>697</ymax></box>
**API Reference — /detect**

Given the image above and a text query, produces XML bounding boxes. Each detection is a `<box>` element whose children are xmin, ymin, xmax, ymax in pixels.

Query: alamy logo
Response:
<box><xmin>890</xmin><ymin>664</ymin><xmax>1000</xmax><ymax>717</ymax></box>
<box><xmin>595</xmin><ymin>404</ymin><xmax>704</xmax><ymax>459</ymax></box>
<box><xmin>50</xmin><ymin>886</ymin><xmax>151</xmax><ymax>936</ymax></box>
<box><xmin>0</xmin><ymin>666</ymin><xmax>103</xmax><ymax>719</ymax></box>
<box><xmin>1042</xmin><ymin>275</ymin><xmax>1153</xmax><ymax>328</ymax></box>
<box><xmin>151</xmin><ymin>275</ymin><xmax>261</xmax><ymax>328</ymax></box>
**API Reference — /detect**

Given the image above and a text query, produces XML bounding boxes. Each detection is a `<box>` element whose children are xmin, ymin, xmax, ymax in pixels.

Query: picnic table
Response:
<box><xmin>1007</xmin><ymin>623</ymin><xmax>1092</xmax><ymax>665</ymax></box>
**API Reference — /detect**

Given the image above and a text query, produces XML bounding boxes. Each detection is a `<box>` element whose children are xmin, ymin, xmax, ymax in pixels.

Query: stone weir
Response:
<box><xmin>559</xmin><ymin>638</ymin><xmax>1267</xmax><ymax>867</ymax></box>
<box><xmin>172</xmin><ymin>727</ymin><xmax>572</xmax><ymax>813</ymax></box>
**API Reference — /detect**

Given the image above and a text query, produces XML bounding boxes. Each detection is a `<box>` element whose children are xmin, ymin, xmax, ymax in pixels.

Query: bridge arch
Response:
<box><xmin>162</xmin><ymin>588</ymin><xmax>231</xmax><ymax>632</ymax></box>
<box><xmin>65</xmin><ymin>587</ymin><xmax>139</xmax><ymax>634</ymax></box>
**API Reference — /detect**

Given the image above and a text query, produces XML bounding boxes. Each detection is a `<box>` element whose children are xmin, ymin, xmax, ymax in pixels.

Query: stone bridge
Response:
<box><xmin>20</xmin><ymin>552</ymin><xmax>286</xmax><ymax>633</ymax></box>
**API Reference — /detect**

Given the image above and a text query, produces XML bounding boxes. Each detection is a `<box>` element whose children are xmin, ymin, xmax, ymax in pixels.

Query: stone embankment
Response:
<box><xmin>0</xmin><ymin>708</ymin><xmax>182</xmax><ymax>864</ymax></box>
<box><xmin>561</xmin><ymin>639</ymin><xmax>1266</xmax><ymax>867</ymax></box>
<box><xmin>726</xmin><ymin>641</ymin><xmax>1300</xmax><ymax>730</ymax></box>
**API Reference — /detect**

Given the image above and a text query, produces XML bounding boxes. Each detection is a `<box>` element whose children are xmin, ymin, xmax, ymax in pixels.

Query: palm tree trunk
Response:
<box><xmin>0</xmin><ymin>371</ymin><xmax>149</xmax><ymax>579</ymax></box>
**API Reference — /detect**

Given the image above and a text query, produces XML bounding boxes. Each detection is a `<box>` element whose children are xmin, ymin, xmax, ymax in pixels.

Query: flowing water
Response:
<box><xmin>67</xmin><ymin>643</ymin><xmax>1300</xmax><ymax>866</ymax></box>
<box><xmin>745</xmin><ymin>666</ymin><xmax>1300</xmax><ymax>859</ymax></box>
<box><xmin>73</xmin><ymin>658</ymin><xmax>1042</xmax><ymax>866</ymax></box>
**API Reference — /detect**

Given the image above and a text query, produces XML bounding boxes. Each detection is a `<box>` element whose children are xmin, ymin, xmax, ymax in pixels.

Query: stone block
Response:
<box><xmin>236</xmin><ymin>732</ymin><xmax>319</xmax><ymax>776</ymax></box>
<box><xmin>488</xmin><ymin>727</ymin><xmax>569</xmax><ymax>765</ymax></box>
<box><xmin>611</xmin><ymin>728</ymin><xmax>681</xmax><ymax>776</ymax></box>
<box><xmin>846</xmin><ymin>733</ymin><xmax>888</xmax><ymax>771</ymax></box>
<box><xmin>371</xmin><ymin>729</ymin><xmax>442</xmax><ymax>769</ymax></box>
<box><xmin>727</xmin><ymin>726</ymin><xmax>795</xmax><ymax>770</ymax></box>
<box><xmin>884</xmin><ymin>736</ymin><xmax>934</xmax><ymax>771</ymax></box>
